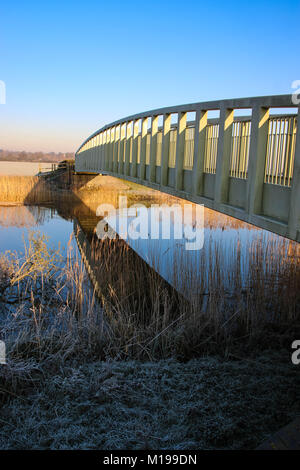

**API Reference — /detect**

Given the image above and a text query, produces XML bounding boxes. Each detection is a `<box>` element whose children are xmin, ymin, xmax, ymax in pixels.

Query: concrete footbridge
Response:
<box><xmin>75</xmin><ymin>95</ymin><xmax>300</xmax><ymax>242</ymax></box>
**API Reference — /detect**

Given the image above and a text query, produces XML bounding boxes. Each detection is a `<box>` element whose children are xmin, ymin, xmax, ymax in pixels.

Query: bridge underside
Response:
<box><xmin>77</xmin><ymin>169</ymin><xmax>298</xmax><ymax>242</ymax></box>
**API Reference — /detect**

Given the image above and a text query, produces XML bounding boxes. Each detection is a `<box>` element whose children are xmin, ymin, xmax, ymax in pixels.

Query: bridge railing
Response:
<box><xmin>75</xmin><ymin>95</ymin><xmax>300</xmax><ymax>242</ymax></box>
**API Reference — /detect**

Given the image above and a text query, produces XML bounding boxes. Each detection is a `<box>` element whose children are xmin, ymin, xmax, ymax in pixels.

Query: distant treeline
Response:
<box><xmin>0</xmin><ymin>149</ymin><xmax>74</xmax><ymax>163</ymax></box>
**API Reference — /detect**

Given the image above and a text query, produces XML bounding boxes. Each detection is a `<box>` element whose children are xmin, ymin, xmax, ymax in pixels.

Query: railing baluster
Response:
<box><xmin>139</xmin><ymin>117</ymin><xmax>148</xmax><ymax>180</ymax></box>
<box><xmin>161</xmin><ymin>113</ymin><xmax>171</xmax><ymax>186</ymax></box>
<box><xmin>131</xmin><ymin>120</ymin><xmax>139</xmax><ymax>178</ymax></box>
<box><xmin>214</xmin><ymin>106</ymin><xmax>234</xmax><ymax>204</ymax></box>
<box><xmin>113</xmin><ymin>126</ymin><xmax>120</xmax><ymax>173</ymax></box>
<box><xmin>109</xmin><ymin>128</ymin><xmax>114</xmax><ymax>172</ymax></box>
<box><xmin>175</xmin><ymin>112</ymin><xmax>187</xmax><ymax>190</ymax></box>
<box><xmin>193</xmin><ymin>109</ymin><xmax>207</xmax><ymax>196</ymax></box>
<box><xmin>105</xmin><ymin>129</ymin><xmax>111</xmax><ymax>171</ymax></box>
<box><xmin>149</xmin><ymin>115</ymin><xmax>158</xmax><ymax>183</ymax></box>
<box><xmin>247</xmin><ymin>105</ymin><xmax>269</xmax><ymax>215</ymax></box>
<box><xmin>124</xmin><ymin>121</ymin><xmax>132</xmax><ymax>176</ymax></box>
<box><xmin>118</xmin><ymin>123</ymin><xmax>126</xmax><ymax>174</ymax></box>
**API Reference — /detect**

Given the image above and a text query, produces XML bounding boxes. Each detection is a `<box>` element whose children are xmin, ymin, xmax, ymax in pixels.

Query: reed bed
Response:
<box><xmin>0</xmin><ymin>176</ymin><xmax>54</xmax><ymax>204</ymax></box>
<box><xmin>77</xmin><ymin>228</ymin><xmax>300</xmax><ymax>359</ymax></box>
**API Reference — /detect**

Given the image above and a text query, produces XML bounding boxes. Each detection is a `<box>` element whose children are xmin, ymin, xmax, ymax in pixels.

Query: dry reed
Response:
<box><xmin>0</xmin><ymin>176</ymin><xmax>54</xmax><ymax>204</ymax></box>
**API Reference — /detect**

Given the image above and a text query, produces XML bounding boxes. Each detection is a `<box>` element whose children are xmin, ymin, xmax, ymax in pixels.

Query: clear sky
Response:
<box><xmin>0</xmin><ymin>0</ymin><xmax>299</xmax><ymax>153</ymax></box>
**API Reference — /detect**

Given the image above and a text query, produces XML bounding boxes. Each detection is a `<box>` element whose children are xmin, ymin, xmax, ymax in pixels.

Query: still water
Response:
<box><xmin>0</xmin><ymin>205</ymin><xmax>73</xmax><ymax>253</ymax></box>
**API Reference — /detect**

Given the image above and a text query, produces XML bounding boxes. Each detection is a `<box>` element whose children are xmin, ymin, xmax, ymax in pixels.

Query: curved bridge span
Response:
<box><xmin>75</xmin><ymin>95</ymin><xmax>300</xmax><ymax>242</ymax></box>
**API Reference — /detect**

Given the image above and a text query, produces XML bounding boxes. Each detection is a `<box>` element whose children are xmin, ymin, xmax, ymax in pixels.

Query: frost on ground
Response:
<box><xmin>0</xmin><ymin>351</ymin><xmax>299</xmax><ymax>450</ymax></box>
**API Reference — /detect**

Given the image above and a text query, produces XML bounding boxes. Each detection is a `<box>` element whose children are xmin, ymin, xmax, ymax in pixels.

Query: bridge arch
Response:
<box><xmin>75</xmin><ymin>95</ymin><xmax>300</xmax><ymax>242</ymax></box>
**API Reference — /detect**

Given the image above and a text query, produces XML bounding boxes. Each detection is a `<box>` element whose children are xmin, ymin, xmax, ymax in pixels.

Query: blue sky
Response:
<box><xmin>0</xmin><ymin>0</ymin><xmax>299</xmax><ymax>152</ymax></box>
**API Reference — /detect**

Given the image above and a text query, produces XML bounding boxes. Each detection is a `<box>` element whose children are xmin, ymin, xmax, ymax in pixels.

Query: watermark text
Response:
<box><xmin>0</xmin><ymin>341</ymin><xmax>6</xmax><ymax>364</ymax></box>
<box><xmin>291</xmin><ymin>80</ymin><xmax>300</xmax><ymax>105</ymax></box>
<box><xmin>291</xmin><ymin>340</ymin><xmax>300</xmax><ymax>365</ymax></box>
<box><xmin>95</xmin><ymin>197</ymin><xmax>204</xmax><ymax>251</ymax></box>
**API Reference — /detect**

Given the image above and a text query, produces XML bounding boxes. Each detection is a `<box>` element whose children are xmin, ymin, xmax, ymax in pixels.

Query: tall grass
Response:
<box><xmin>0</xmin><ymin>176</ymin><xmax>54</xmax><ymax>204</ymax></box>
<box><xmin>75</xmin><ymin>225</ymin><xmax>300</xmax><ymax>358</ymax></box>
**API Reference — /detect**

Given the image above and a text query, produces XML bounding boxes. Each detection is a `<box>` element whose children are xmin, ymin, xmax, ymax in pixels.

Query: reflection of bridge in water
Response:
<box><xmin>71</xmin><ymin>197</ymin><xmax>299</xmax><ymax>306</ymax></box>
<box><xmin>75</xmin><ymin>95</ymin><xmax>300</xmax><ymax>242</ymax></box>
<box><xmin>73</xmin><ymin>213</ymin><xmax>183</xmax><ymax>314</ymax></box>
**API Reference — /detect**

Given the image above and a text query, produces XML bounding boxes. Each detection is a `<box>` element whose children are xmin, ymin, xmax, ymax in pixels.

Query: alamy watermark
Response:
<box><xmin>0</xmin><ymin>80</ymin><xmax>6</xmax><ymax>104</ymax></box>
<box><xmin>0</xmin><ymin>341</ymin><xmax>6</xmax><ymax>365</ymax></box>
<box><xmin>95</xmin><ymin>196</ymin><xmax>204</xmax><ymax>251</ymax></box>
<box><xmin>291</xmin><ymin>80</ymin><xmax>300</xmax><ymax>105</ymax></box>
<box><xmin>291</xmin><ymin>340</ymin><xmax>300</xmax><ymax>365</ymax></box>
